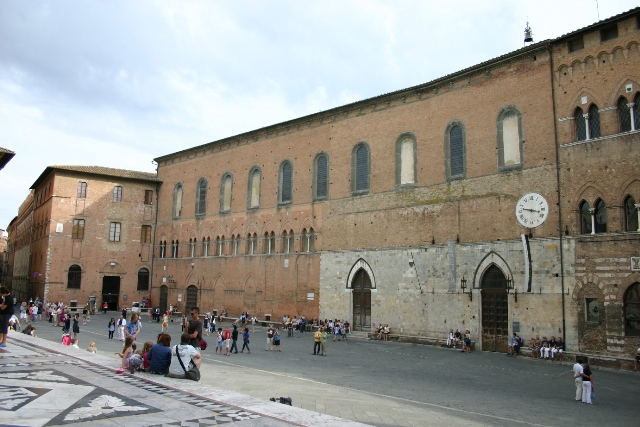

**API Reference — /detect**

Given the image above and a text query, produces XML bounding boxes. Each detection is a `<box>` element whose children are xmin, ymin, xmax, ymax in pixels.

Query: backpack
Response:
<box><xmin>62</xmin><ymin>334</ymin><xmax>72</xmax><ymax>346</ymax></box>
<box><xmin>200</xmin><ymin>339</ymin><xmax>207</xmax><ymax>350</ymax></box>
<box><xmin>223</xmin><ymin>329</ymin><xmax>231</xmax><ymax>340</ymax></box>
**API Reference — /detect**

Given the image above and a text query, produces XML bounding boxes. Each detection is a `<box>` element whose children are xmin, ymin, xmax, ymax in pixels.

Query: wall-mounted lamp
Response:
<box><xmin>191</xmin><ymin>263</ymin><xmax>195</xmax><ymax>269</ymax></box>
<box><xmin>460</xmin><ymin>275</ymin><xmax>472</xmax><ymax>301</ymax></box>
<box><xmin>110</xmin><ymin>262</ymin><xmax>116</xmax><ymax>267</ymax></box>
<box><xmin>506</xmin><ymin>275</ymin><xmax>516</xmax><ymax>302</ymax></box>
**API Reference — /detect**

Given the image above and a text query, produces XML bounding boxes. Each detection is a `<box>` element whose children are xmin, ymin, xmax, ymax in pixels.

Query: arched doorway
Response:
<box><xmin>159</xmin><ymin>285</ymin><xmax>168</xmax><ymax>315</ymax></box>
<box><xmin>186</xmin><ymin>285</ymin><xmax>198</xmax><ymax>312</ymax></box>
<box><xmin>352</xmin><ymin>269</ymin><xmax>372</xmax><ymax>331</ymax></box>
<box><xmin>481</xmin><ymin>265</ymin><xmax>509</xmax><ymax>352</ymax></box>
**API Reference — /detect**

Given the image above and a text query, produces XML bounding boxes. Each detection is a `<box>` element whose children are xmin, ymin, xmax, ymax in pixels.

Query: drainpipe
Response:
<box><xmin>548</xmin><ymin>44</ymin><xmax>567</xmax><ymax>345</ymax></box>
<box><xmin>149</xmin><ymin>162</ymin><xmax>160</xmax><ymax>306</ymax></box>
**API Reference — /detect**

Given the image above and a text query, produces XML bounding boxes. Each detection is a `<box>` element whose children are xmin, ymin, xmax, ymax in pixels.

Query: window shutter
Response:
<box><xmin>450</xmin><ymin>126</ymin><xmax>464</xmax><ymax>177</ymax></box>
<box><xmin>316</xmin><ymin>155</ymin><xmax>328</xmax><ymax>198</ymax></box>
<box><xmin>281</xmin><ymin>162</ymin><xmax>292</xmax><ymax>202</ymax></box>
<box><xmin>356</xmin><ymin>146</ymin><xmax>369</xmax><ymax>191</ymax></box>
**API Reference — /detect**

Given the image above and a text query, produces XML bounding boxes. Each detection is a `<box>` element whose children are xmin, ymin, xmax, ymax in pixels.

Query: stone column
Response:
<box><xmin>628</xmin><ymin>102</ymin><xmax>636</xmax><ymax>132</ymax></box>
<box><xmin>589</xmin><ymin>208</ymin><xmax>596</xmax><ymax>235</ymax></box>
<box><xmin>635</xmin><ymin>203</ymin><xmax>640</xmax><ymax>232</ymax></box>
<box><xmin>584</xmin><ymin>113</ymin><xmax>591</xmax><ymax>140</ymax></box>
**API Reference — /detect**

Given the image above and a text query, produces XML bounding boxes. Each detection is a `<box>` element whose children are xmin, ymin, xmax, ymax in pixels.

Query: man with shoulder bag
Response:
<box><xmin>167</xmin><ymin>333</ymin><xmax>201</xmax><ymax>380</ymax></box>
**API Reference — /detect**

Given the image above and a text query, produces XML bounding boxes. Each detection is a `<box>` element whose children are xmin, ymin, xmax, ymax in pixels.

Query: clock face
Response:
<box><xmin>516</xmin><ymin>193</ymin><xmax>549</xmax><ymax>228</ymax></box>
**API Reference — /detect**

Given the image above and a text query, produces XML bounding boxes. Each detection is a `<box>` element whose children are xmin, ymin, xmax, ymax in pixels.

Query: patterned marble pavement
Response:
<box><xmin>1</xmin><ymin>334</ymin><xmax>369</xmax><ymax>427</ymax></box>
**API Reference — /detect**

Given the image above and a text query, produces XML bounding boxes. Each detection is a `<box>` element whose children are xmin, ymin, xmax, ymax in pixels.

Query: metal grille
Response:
<box><xmin>186</xmin><ymin>285</ymin><xmax>198</xmax><ymax>312</ymax></box>
<box><xmin>67</xmin><ymin>265</ymin><xmax>82</xmax><ymax>289</ymax></box>
<box><xmin>137</xmin><ymin>268</ymin><xmax>149</xmax><ymax>291</ymax></box>
<box><xmin>450</xmin><ymin>125</ymin><xmax>464</xmax><ymax>177</ymax></box>
<box><xmin>281</xmin><ymin>162</ymin><xmax>292</xmax><ymax>202</ymax></box>
<box><xmin>618</xmin><ymin>98</ymin><xmax>631</xmax><ymax>132</ymax></box>
<box><xmin>575</xmin><ymin>108</ymin><xmax>586</xmax><ymax>141</ymax></box>
<box><xmin>624</xmin><ymin>282</ymin><xmax>640</xmax><ymax>336</ymax></box>
<box><xmin>355</xmin><ymin>146</ymin><xmax>369</xmax><ymax>191</ymax></box>
<box><xmin>316</xmin><ymin>154</ymin><xmax>328</xmax><ymax>198</ymax></box>
<box><xmin>589</xmin><ymin>105</ymin><xmax>600</xmax><ymax>138</ymax></box>
<box><xmin>72</xmin><ymin>219</ymin><xmax>85</xmax><ymax>239</ymax></box>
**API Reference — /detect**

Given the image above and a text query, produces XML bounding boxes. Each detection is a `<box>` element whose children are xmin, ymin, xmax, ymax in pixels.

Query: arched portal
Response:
<box><xmin>186</xmin><ymin>285</ymin><xmax>199</xmax><ymax>312</ymax></box>
<box><xmin>481</xmin><ymin>265</ymin><xmax>509</xmax><ymax>352</ymax></box>
<box><xmin>351</xmin><ymin>269</ymin><xmax>372</xmax><ymax>331</ymax></box>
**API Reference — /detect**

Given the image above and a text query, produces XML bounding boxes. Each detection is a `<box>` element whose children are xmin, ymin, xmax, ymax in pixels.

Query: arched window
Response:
<box><xmin>173</xmin><ymin>183</ymin><xmax>183</xmax><ymax>218</ymax></box>
<box><xmin>189</xmin><ymin>238</ymin><xmax>196</xmax><ymax>257</ymax></box>
<box><xmin>195</xmin><ymin>178</ymin><xmax>207</xmax><ymax>216</ymax></box>
<box><xmin>247</xmin><ymin>167</ymin><xmax>261</xmax><ymax>209</ymax></box>
<box><xmin>313</xmin><ymin>153</ymin><xmax>329</xmax><ymax>200</ymax></box>
<box><xmin>497</xmin><ymin>106</ymin><xmax>523</xmax><ymax>170</ymax></box>
<box><xmin>580</xmin><ymin>201</ymin><xmax>592</xmax><ymax>234</ymax></box>
<box><xmin>575</xmin><ymin>107</ymin><xmax>587</xmax><ymax>141</ymax></box>
<box><xmin>352</xmin><ymin>143</ymin><xmax>370</xmax><ymax>193</ymax></box>
<box><xmin>202</xmin><ymin>237</ymin><xmax>209</xmax><ymax>257</ymax></box>
<box><xmin>594</xmin><ymin>199</ymin><xmax>607</xmax><ymax>233</ymax></box>
<box><xmin>279</xmin><ymin>160</ymin><xmax>293</xmax><ymax>204</ymax></box>
<box><xmin>624</xmin><ymin>283</ymin><xmax>640</xmax><ymax>336</ymax></box>
<box><xmin>232</xmin><ymin>235</ymin><xmax>239</xmax><ymax>255</ymax></box>
<box><xmin>217</xmin><ymin>236</ymin><xmax>225</xmax><ymax>256</ymax></box>
<box><xmin>172</xmin><ymin>240</ymin><xmax>179</xmax><ymax>258</ymax></box>
<box><xmin>302</xmin><ymin>228</ymin><xmax>315</xmax><ymax>252</ymax></box>
<box><xmin>618</xmin><ymin>97</ymin><xmax>631</xmax><ymax>132</ymax></box>
<box><xmin>445</xmin><ymin>122</ymin><xmax>466</xmax><ymax>180</ymax></box>
<box><xmin>282</xmin><ymin>230</ymin><xmax>293</xmax><ymax>254</ymax></box>
<box><xmin>246</xmin><ymin>233</ymin><xmax>257</xmax><ymax>255</ymax></box>
<box><xmin>68</xmin><ymin>265</ymin><xmax>82</xmax><ymax>289</ymax></box>
<box><xmin>624</xmin><ymin>195</ymin><xmax>638</xmax><ymax>232</ymax></box>
<box><xmin>589</xmin><ymin>104</ymin><xmax>600</xmax><ymax>139</ymax></box>
<box><xmin>159</xmin><ymin>240</ymin><xmax>166</xmax><ymax>258</ymax></box>
<box><xmin>220</xmin><ymin>174</ymin><xmax>233</xmax><ymax>213</ymax></box>
<box><xmin>396</xmin><ymin>135</ymin><xmax>416</xmax><ymax>186</ymax></box>
<box><xmin>137</xmin><ymin>268</ymin><xmax>149</xmax><ymax>291</ymax></box>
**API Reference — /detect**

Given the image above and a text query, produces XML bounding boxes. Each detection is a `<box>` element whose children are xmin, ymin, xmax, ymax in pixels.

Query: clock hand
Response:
<box><xmin>523</xmin><ymin>208</ymin><xmax>539</xmax><ymax>212</ymax></box>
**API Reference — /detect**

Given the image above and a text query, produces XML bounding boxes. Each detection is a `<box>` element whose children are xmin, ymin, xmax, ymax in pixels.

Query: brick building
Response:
<box><xmin>151</xmin><ymin>8</ymin><xmax>640</xmax><ymax>357</ymax></box>
<box><xmin>9</xmin><ymin>166</ymin><xmax>161</xmax><ymax>311</ymax></box>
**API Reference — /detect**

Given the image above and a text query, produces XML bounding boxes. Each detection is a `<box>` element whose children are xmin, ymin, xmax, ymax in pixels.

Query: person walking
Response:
<box><xmin>241</xmin><ymin>327</ymin><xmax>250</xmax><ymax>353</ymax></box>
<box><xmin>581</xmin><ymin>363</ymin><xmax>594</xmax><ymax>404</ymax></box>
<box><xmin>313</xmin><ymin>328</ymin><xmax>322</xmax><ymax>355</ymax></box>
<box><xmin>161</xmin><ymin>312</ymin><xmax>169</xmax><ymax>333</ymax></box>
<box><xmin>223</xmin><ymin>326</ymin><xmax>231</xmax><ymax>356</ymax></box>
<box><xmin>108</xmin><ymin>318</ymin><xmax>116</xmax><ymax>339</ymax></box>
<box><xmin>573</xmin><ymin>357</ymin><xmax>584</xmax><ymax>401</ymax></box>
<box><xmin>230</xmin><ymin>325</ymin><xmax>239</xmax><ymax>354</ymax></box>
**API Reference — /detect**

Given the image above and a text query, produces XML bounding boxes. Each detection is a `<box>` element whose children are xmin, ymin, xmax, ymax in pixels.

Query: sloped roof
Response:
<box><xmin>30</xmin><ymin>165</ymin><xmax>161</xmax><ymax>189</ymax></box>
<box><xmin>0</xmin><ymin>147</ymin><xmax>16</xmax><ymax>171</ymax></box>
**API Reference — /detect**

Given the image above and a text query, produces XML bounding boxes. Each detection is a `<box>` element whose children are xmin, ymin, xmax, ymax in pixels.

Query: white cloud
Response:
<box><xmin>0</xmin><ymin>0</ymin><xmax>638</xmax><ymax>228</ymax></box>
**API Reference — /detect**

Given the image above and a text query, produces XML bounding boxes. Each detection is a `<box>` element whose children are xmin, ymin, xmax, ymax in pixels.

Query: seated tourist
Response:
<box><xmin>554</xmin><ymin>338</ymin><xmax>564</xmax><ymax>362</ymax></box>
<box><xmin>147</xmin><ymin>333</ymin><xmax>172</xmax><ymax>375</ymax></box>
<box><xmin>166</xmin><ymin>333</ymin><xmax>201</xmax><ymax>379</ymax></box>
<box><xmin>447</xmin><ymin>329</ymin><xmax>455</xmax><ymax>348</ymax></box>
<box><xmin>532</xmin><ymin>335</ymin><xmax>542</xmax><ymax>359</ymax></box>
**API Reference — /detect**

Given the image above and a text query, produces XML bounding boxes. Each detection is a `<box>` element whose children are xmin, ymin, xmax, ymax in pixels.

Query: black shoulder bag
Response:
<box><xmin>175</xmin><ymin>345</ymin><xmax>200</xmax><ymax>381</ymax></box>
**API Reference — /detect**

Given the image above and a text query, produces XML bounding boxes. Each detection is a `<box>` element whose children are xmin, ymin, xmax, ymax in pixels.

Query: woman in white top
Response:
<box><xmin>167</xmin><ymin>333</ymin><xmax>201</xmax><ymax>379</ymax></box>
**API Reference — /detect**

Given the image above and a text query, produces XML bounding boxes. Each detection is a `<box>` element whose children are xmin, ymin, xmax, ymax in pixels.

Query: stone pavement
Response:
<box><xmin>1</xmin><ymin>332</ymin><xmax>369</xmax><ymax>427</ymax></box>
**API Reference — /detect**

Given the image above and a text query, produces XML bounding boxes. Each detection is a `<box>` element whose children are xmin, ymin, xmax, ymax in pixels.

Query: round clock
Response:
<box><xmin>515</xmin><ymin>193</ymin><xmax>549</xmax><ymax>228</ymax></box>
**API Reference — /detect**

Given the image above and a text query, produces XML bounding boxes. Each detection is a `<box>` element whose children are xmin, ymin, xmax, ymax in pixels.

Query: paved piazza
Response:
<box><xmin>5</xmin><ymin>314</ymin><xmax>640</xmax><ymax>427</ymax></box>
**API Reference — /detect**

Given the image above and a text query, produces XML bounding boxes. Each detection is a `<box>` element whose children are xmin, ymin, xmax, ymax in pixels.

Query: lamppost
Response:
<box><xmin>460</xmin><ymin>276</ymin><xmax>472</xmax><ymax>301</ymax></box>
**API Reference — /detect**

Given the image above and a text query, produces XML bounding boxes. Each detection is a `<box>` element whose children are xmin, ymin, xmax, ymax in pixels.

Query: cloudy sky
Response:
<box><xmin>0</xmin><ymin>0</ymin><xmax>637</xmax><ymax>229</ymax></box>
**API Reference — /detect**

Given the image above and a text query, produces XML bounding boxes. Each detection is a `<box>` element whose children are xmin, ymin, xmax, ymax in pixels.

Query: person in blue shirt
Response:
<box><xmin>147</xmin><ymin>333</ymin><xmax>173</xmax><ymax>375</ymax></box>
